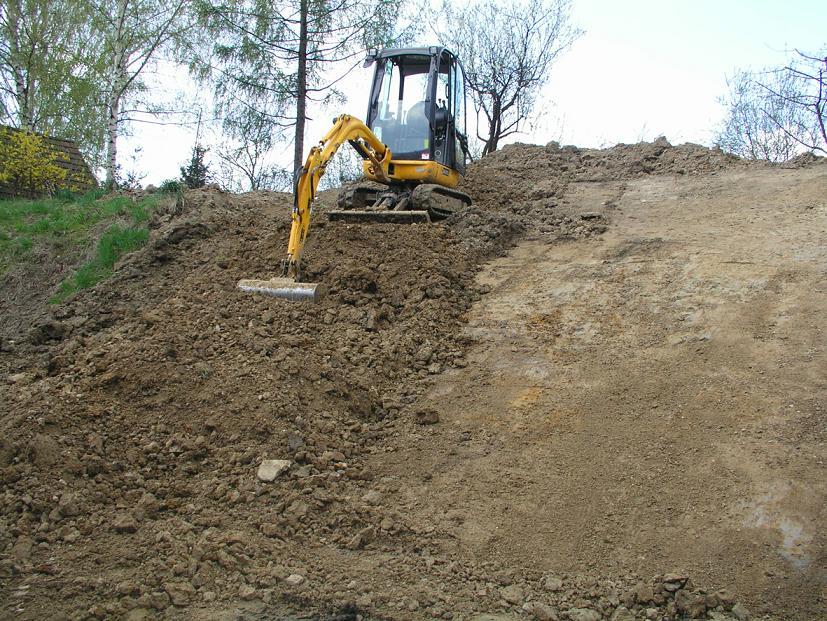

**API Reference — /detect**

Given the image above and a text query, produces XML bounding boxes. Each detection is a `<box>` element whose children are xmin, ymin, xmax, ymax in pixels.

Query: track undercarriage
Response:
<box><xmin>328</xmin><ymin>183</ymin><xmax>472</xmax><ymax>223</ymax></box>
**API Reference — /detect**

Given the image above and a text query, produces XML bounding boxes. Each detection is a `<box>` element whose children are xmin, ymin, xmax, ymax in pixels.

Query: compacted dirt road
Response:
<box><xmin>383</xmin><ymin>166</ymin><xmax>826</xmax><ymax>618</ymax></box>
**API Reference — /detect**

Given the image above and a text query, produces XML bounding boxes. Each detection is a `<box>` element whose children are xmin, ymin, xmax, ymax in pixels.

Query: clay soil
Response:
<box><xmin>1</xmin><ymin>141</ymin><xmax>825</xmax><ymax>621</ymax></box>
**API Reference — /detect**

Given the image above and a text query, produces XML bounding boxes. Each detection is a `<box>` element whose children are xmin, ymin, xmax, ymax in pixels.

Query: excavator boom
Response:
<box><xmin>237</xmin><ymin>114</ymin><xmax>392</xmax><ymax>302</ymax></box>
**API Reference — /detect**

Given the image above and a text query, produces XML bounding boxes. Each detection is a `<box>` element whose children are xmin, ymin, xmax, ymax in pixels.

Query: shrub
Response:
<box><xmin>0</xmin><ymin>129</ymin><xmax>70</xmax><ymax>196</ymax></box>
<box><xmin>158</xmin><ymin>179</ymin><xmax>183</xmax><ymax>194</ymax></box>
<box><xmin>180</xmin><ymin>145</ymin><xmax>210</xmax><ymax>188</ymax></box>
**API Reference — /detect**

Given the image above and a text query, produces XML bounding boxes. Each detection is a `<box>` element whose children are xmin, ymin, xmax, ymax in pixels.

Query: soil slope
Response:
<box><xmin>1</xmin><ymin>141</ymin><xmax>824</xmax><ymax>621</ymax></box>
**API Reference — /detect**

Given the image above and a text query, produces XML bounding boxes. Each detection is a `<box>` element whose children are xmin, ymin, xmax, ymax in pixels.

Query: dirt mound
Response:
<box><xmin>459</xmin><ymin>138</ymin><xmax>753</xmax><ymax>239</ymax></box>
<box><xmin>0</xmin><ymin>142</ymin><xmax>779</xmax><ymax>620</ymax></box>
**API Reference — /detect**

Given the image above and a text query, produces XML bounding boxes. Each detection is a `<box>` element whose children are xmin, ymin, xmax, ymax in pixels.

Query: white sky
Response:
<box><xmin>126</xmin><ymin>0</ymin><xmax>827</xmax><ymax>185</ymax></box>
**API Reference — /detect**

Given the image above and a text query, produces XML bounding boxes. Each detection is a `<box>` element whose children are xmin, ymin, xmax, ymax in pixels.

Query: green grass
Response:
<box><xmin>0</xmin><ymin>188</ymin><xmax>168</xmax><ymax>299</ymax></box>
<box><xmin>52</xmin><ymin>225</ymin><xmax>149</xmax><ymax>301</ymax></box>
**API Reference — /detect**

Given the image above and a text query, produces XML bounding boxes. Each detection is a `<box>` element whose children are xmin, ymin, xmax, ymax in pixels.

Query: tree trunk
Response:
<box><xmin>483</xmin><ymin>99</ymin><xmax>502</xmax><ymax>155</ymax></box>
<box><xmin>105</xmin><ymin>0</ymin><xmax>129</xmax><ymax>188</ymax></box>
<box><xmin>292</xmin><ymin>0</ymin><xmax>308</xmax><ymax>177</ymax></box>
<box><xmin>105</xmin><ymin>91</ymin><xmax>120</xmax><ymax>188</ymax></box>
<box><xmin>7</xmin><ymin>0</ymin><xmax>32</xmax><ymax>129</ymax></box>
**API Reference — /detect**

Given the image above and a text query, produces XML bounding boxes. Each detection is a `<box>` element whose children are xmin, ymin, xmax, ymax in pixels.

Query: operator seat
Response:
<box><xmin>401</xmin><ymin>101</ymin><xmax>430</xmax><ymax>154</ymax></box>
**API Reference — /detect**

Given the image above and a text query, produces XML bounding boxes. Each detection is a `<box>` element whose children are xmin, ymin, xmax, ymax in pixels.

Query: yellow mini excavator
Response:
<box><xmin>238</xmin><ymin>46</ymin><xmax>472</xmax><ymax>302</ymax></box>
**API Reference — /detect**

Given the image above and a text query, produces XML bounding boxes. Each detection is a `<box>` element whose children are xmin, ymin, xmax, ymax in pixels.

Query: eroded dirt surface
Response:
<box><xmin>1</xmin><ymin>141</ymin><xmax>824</xmax><ymax>621</ymax></box>
<box><xmin>389</xmin><ymin>166</ymin><xmax>827</xmax><ymax>619</ymax></box>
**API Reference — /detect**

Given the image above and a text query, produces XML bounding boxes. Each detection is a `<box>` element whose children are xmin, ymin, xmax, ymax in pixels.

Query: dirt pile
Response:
<box><xmin>458</xmin><ymin>138</ymin><xmax>754</xmax><ymax>238</ymax></box>
<box><xmin>0</xmin><ymin>141</ymin><xmax>801</xmax><ymax>620</ymax></box>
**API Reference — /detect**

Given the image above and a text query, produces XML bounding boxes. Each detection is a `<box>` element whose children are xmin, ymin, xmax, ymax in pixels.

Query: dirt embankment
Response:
<box><xmin>1</xmin><ymin>139</ymin><xmax>824</xmax><ymax>621</ymax></box>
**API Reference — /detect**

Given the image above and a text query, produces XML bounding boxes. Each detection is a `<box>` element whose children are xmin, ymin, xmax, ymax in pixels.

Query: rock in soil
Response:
<box><xmin>256</xmin><ymin>458</ymin><xmax>292</xmax><ymax>481</ymax></box>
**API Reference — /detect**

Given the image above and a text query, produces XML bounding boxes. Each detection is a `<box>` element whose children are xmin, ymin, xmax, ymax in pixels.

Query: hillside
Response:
<box><xmin>1</xmin><ymin>140</ymin><xmax>825</xmax><ymax>621</ymax></box>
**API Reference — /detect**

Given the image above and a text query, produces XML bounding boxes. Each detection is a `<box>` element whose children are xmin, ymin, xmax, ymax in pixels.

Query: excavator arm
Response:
<box><xmin>285</xmin><ymin>115</ymin><xmax>391</xmax><ymax>279</ymax></box>
<box><xmin>237</xmin><ymin>114</ymin><xmax>391</xmax><ymax>301</ymax></box>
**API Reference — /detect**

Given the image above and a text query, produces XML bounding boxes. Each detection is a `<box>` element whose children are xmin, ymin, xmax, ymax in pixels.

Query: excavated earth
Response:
<box><xmin>1</xmin><ymin>140</ymin><xmax>825</xmax><ymax>621</ymax></box>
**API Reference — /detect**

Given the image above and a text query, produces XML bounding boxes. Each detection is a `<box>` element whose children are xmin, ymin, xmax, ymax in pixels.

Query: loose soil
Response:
<box><xmin>1</xmin><ymin>140</ymin><xmax>824</xmax><ymax>621</ymax></box>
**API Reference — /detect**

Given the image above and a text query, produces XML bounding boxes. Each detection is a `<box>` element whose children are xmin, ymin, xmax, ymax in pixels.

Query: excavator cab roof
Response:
<box><xmin>364</xmin><ymin>46</ymin><xmax>459</xmax><ymax>64</ymax></box>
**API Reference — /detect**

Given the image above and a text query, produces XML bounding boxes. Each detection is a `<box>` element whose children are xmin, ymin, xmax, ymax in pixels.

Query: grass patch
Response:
<box><xmin>0</xmin><ymin>188</ymin><xmax>168</xmax><ymax>297</ymax></box>
<box><xmin>52</xmin><ymin>225</ymin><xmax>149</xmax><ymax>301</ymax></box>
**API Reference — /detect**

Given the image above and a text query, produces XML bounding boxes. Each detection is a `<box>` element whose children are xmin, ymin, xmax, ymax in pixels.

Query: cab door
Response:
<box><xmin>451</xmin><ymin>58</ymin><xmax>468</xmax><ymax>174</ymax></box>
<box><xmin>433</xmin><ymin>53</ymin><xmax>467</xmax><ymax>174</ymax></box>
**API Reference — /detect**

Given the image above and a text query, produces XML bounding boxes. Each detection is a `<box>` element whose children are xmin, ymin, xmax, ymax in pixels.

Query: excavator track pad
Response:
<box><xmin>327</xmin><ymin>210</ymin><xmax>430</xmax><ymax>223</ymax></box>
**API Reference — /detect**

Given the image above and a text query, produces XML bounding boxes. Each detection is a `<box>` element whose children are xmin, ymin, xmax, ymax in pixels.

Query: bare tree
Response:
<box><xmin>434</xmin><ymin>0</ymin><xmax>580</xmax><ymax>156</ymax></box>
<box><xmin>318</xmin><ymin>146</ymin><xmax>363</xmax><ymax>190</ymax></box>
<box><xmin>717</xmin><ymin>50</ymin><xmax>826</xmax><ymax>161</ymax></box>
<box><xmin>763</xmin><ymin>51</ymin><xmax>826</xmax><ymax>154</ymax></box>
<box><xmin>215</xmin><ymin>142</ymin><xmax>292</xmax><ymax>192</ymax></box>
<box><xmin>212</xmin><ymin>111</ymin><xmax>290</xmax><ymax>192</ymax></box>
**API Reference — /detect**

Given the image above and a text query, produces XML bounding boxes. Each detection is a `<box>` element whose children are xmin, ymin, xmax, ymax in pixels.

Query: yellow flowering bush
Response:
<box><xmin>0</xmin><ymin>129</ymin><xmax>69</xmax><ymax>197</ymax></box>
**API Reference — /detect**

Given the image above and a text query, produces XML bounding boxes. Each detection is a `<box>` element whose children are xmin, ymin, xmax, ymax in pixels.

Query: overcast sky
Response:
<box><xmin>125</xmin><ymin>0</ymin><xmax>827</xmax><ymax>185</ymax></box>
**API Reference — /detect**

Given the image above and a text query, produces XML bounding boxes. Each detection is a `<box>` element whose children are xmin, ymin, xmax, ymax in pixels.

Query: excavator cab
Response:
<box><xmin>366</xmin><ymin>47</ymin><xmax>467</xmax><ymax>176</ymax></box>
<box><xmin>238</xmin><ymin>46</ymin><xmax>473</xmax><ymax>301</ymax></box>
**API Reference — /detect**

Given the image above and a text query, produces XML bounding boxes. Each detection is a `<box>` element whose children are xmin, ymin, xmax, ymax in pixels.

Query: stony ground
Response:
<box><xmin>1</xmin><ymin>140</ymin><xmax>824</xmax><ymax>621</ymax></box>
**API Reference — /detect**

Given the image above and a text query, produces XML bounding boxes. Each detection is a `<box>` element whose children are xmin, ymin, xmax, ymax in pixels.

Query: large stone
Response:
<box><xmin>499</xmin><ymin>584</ymin><xmax>524</xmax><ymax>605</ymax></box>
<box><xmin>567</xmin><ymin>609</ymin><xmax>601</xmax><ymax>621</ymax></box>
<box><xmin>414</xmin><ymin>408</ymin><xmax>440</xmax><ymax>424</ymax></box>
<box><xmin>522</xmin><ymin>601</ymin><xmax>558</xmax><ymax>620</ymax></box>
<box><xmin>634</xmin><ymin>582</ymin><xmax>654</xmax><ymax>603</ymax></box>
<box><xmin>731</xmin><ymin>603</ymin><xmax>750</xmax><ymax>620</ymax></box>
<box><xmin>287</xmin><ymin>432</ymin><xmax>304</xmax><ymax>451</ymax></box>
<box><xmin>112</xmin><ymin>514</ymin><xmax>138</xmax><ymax>534</ymax></box>
<box><xmin>238</xmin><ymin>584</ymin><xmax>257</xmax><ymax>600</ymax></box>
<box><xmin>345</xmin><ymin>526</ymin><xmax>374</xmax><ymax>550</ymax></box>
<box><xmin>661</xmin><ymin>573</ymin><xmax>688</xmax><ymax>592</ymax></box>
<box><xmin>362</xmin><ymin>490</ymin><xmax>382</xmax><ymax>505</ymax></box>
<box><xmin>163</xmin><ymin>581</ymin><xmax>195</xmax><ymax>606</ymax></box>
<box><xmin>144</xmin><ymin>591</ymin><xmax>171</xmax><ymax>611</ymax></box>
<box><xmin>58</xmin><ymin>493</ymin><xmax>80</xmax><ymax>517</ymax></box>
<box><xmin>610</xmin><ymin>607</ymin><xmax>635</xmax><ymax>621</ymax></box>
<box><xmin>10</xmin><ymin>536</ymin><xmax>33</xmax><ymax>561</ymax></box>
<box><xmin>256</xmin><ymin>459</ymin><xmax>292</xmax><ymax>481</ymax></box>
<box><xmin>675</xmin><ymin>589</ymin><xmax>707</xmax><ymax>618</ymax></box>
<box><xmin>542</xmin><ymin>576</ymin><xmax>563</xmax><ymax>592</ymax></box>
<box><xmin>0</xmin><ymin>438</ymin><xmax>16</xmax><ymax>467</ymax></box>
<box><xmin>27</xmin><ymin>434</ymin><xmax>61</xmax><ymax>466</ymax></box>
<box><xmin>116</xmin><ymin>580</ymin><xmax>141</xmax><ymax>596</ymax></box>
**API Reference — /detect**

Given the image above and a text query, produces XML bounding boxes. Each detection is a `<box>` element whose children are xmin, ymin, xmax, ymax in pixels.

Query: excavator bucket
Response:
<box><xmin>327</xmin><ymin>210</ymin><xmax>431</xmax><ymax>224</ymax></box>
<box><xmin>237</xmin><ymin>278</ymin><xmax>324</xmax><ymax>302</ymax></box>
